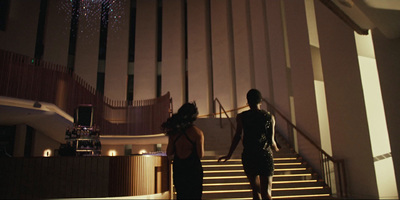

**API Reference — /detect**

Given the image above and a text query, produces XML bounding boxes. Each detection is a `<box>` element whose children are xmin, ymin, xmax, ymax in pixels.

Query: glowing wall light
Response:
<box><xmin>108</xmin><ymin>150</ymin><xmax>117</xmax><ymax>156</ymax></box>
<box><xmin>138</xmin><ymin>149</ymin><xmax>147</xmax><ymax>154</ymax></box>
<box><xmin>43</xmin><ymin>149</ymin><xmax>52</xmax><ymax>157</ymax></box>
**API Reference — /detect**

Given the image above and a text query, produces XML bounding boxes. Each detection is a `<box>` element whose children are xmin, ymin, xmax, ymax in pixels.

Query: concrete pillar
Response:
<box><xmin>74</xmin><ymin>2</ymin><xmax>102</xmax><ymax>88</ymax></box>
<box><xmin>372</xmin><ymin>28</ymin><xmax>400</xmax><ymax>197</ymax></box>
<box><xmin>231</xmin><ymin>0</ymin><xmax>253</xmax><ymax>108</ymax></box>
<box><xmin>210</xmin><ymin>0</ymin><xmax>235</xmax><ymax>113</ymax></box>
<box><xmin>283</xmin><ymin>0</ymin><xmax>321</xmax><ymax>171</ymax></box>
<box><xmin>104</xmin><ymin>0</ymin><xmax>130</xmax><ymax>101</ymax></box>
<box><xmin>315</xmin><ymin>1</ymin><xmax>378</xmax><ymax>198</ymax></box>
<box><xmin>42</xmin><ymin>0</ymin><xmax>71</xmax><ymax>66</ymax></box>
<box><xmin>187</xmin><ymin>0</ymin><xmax>212</xmax><ymax>115</ymax></box>
<box><xmin>161</xmin><ymin>0</ymin><xmax>185</xmax><ymax>111</ymax></box>
<box><xmin>0</xmin><ymin>1</ymin><xmax>40</xmax><ymax>57</ymax></box>
<box><xmin>13</xmin><ymin>124</ymin><xmax>27</xmax><ymax>157</ymax></box>
<box><xmin>264</xmin><ymin>0</ymin><xmax>291</xmax><ymax>138</ymax></box>
<box><xmin>133</xmin><ymin>0</ymin><xmax>158</xmax><ymax>100</ymax></box>
<box><xmin>248</xmin><ymin>0</ymin><xmax>270</xmax><ymax>99</ymax></box>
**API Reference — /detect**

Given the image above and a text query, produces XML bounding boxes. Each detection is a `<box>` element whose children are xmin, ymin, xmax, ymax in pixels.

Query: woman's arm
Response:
<box><xmin>196</xmin><ymin>128</ymin><xmax>205</xmax><ymax>159</ymax></box>
<box><xmin>166</xmin><ymin>136</ymin><xmax>175</xmax><ymax>160</ymax></box>
<box><xmin>218</xmin><ymin>115</ymin><xmax>243</xmax><ymax>162</ymax></box>
<box><xmin>271</xmin><ymin>115</ymin><xmax>279</xmax><ymax>152</ymax></box>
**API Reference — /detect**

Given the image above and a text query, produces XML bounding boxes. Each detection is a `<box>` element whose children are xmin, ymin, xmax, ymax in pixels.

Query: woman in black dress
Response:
<box><xmin>219</xmin><ymin>89</ymin><xmax>279</xmax><ymax>200</ymax></box>
<box><xmin>162</xmin><ymin>102</ymin><xmax>204</xmax><ymax>199</ymax></box>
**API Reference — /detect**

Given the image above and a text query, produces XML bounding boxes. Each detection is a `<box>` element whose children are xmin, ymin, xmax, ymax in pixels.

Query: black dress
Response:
<box><xmin>240</xmin><ymin>109</ymin><xmax>274</xmax><ymax>177</ymax></box>
<box><xmin>172</xmin><ymin>131</ymin><xmax>203</xmax><ymax>199</ymax></box>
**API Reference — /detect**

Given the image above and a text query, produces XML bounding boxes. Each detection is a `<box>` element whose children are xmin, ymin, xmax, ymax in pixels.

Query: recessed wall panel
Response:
<box><xmin>161</xmin><ymin>0</ymin><xmax>185</xmax><ymax>111</ymax></box>
<box><xmin>210</xmin><ymin>0</ymin><xmax>234</xmax><ymax>113</ymax></box>
<box><xmin>74</xmin><ymin>3</ymin><xmax>102</xmax><ymax>89</ymax></box>
<box><xmin>187</xmin><ymin>0</ymin><xmax>212</xmax><ymax>115</ymax></box>
<box><xmin>0</xmin><ymin>1</ymin><xmax>40</xmax><ymax>57</ymax></box>
<box><xmin>283</xmin><ymin>0</ymin><xmax>321</xmax><ymax>172</ymax></box>
<box><xmin>133</xmin><ymin>0</ymin><xmax>158</xmax><ymax>100</ymax></box>
<box><xmin>231</xmin><ymin>0</ymin><xmax>252</xmax><ymax>108</ymax></box>
<box><xmin>42</xmin><ymin>1</ymin><xmax>71</xmax><ymax>66</ymax></box>
<box><xmin>249</xmin><ymin>0</ymin><xmax>270</xmax><ymax>99</ymax></box>
<box><xmin>265</xmin><ymin>0</ymin><xmax>291</xmax><ymax>138</ymax></box>
<box><xmin>104</xmin><ymin>0</ymin><xmax>130</xmax><ymax>101</ymax></box>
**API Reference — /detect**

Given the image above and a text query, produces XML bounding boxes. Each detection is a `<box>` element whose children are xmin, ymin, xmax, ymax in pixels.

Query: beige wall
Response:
<box><xmin>42</xmin><ymin>0</ymin><xmax>71</xmax><ymax>66</ymax></box>
<box><xmin>33</xmin><ymin>130</ymin><xmax>61</xmax><ymax>157</ymax></box>
<box><xmin>187</xmin><ymin>0</ymin><xmax>212</xmax><ymax>115</ymax></box>
<box><xmin>315</xmin><ymin>1</ymin><xmax>378</xmax><ymax>198</ymax></box>
<box><xmin>134</xmin><ymin>0</ymin><xmax>158</xmax><ymax>100</ymax></box>
<box><xmin>231</xmin><ymin>0</ymin><xmax>253</xmax><ymax>109</ymax></box>
<box><xmin>0</xmin><ymin>0</ymin><xmax>40</xmax><ymax>57</ymax></box>
<box><xmin>283</xmin><ymin>0</ymin><xmax>321</xmax><ymax>172</ymax></box>
<box><xmin>74</xmin><ymin>2</ymin><xmax>102</xmax><ymax>88</ymax></box>
<box><xmin>161</xmin><ymin>0</ymin><xmax>185</xmax><ymax>111</ymax></box>
<box><xmin>372</xmin><ymin>28</ymin><xmax>400</xmax><ymax>197</ymax></box>
<box><xmin>210</xmin><ymin>0</ymin><xmax>235</xmax><ymax>113</ymax></box>
<box><xmin>104</xmin><ymin>0</ymin><xmax>130</xmax><ymax>101</ymax></box>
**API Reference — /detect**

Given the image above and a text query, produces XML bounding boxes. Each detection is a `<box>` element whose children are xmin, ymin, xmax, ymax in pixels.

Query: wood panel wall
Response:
<box><xmin>0</xmin><ymin>156</ymin><xmax>169</xmax><ymax>199</ymax></box>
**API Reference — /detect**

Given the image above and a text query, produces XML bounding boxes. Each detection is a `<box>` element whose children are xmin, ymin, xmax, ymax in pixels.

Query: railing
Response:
<box><xmin>261</xmin><ymin>98</ymin><xmax>347</xmax><ymax>198</ymax></box>
<box><xmin>209</xmin><ymin>98</ymin><xmax>347</xmax><ymax>198</ymax></box>
<box><xmin>0</xmin><ymin>49</ymin><xmax>172</xmax><ymax>136</ymax></box>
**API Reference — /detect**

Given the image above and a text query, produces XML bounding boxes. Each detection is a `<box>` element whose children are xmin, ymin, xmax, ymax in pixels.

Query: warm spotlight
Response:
<box><xmin>43</xmin><ymin>149</ymin><xmax>52</xmax><ymax>157</ymax></box>
<box><xmin>108</xmin><ymin>150</ymin><xmax>117</xmax><ymax>156</ymax></box>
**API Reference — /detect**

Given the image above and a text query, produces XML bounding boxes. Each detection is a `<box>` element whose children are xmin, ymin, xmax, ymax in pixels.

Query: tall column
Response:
<box><xmin>74</xmin><ymin>2</ymin><xmax>102</xmax><ymax>88</ymax></box>
<box><xmin>0</xmin><ymin>1</ymin><xmax>40</xmax><ymax>57</ymax></box>
<box><xmin>372</xmin><ymin>28</ymin><xmax>400</xmax><ymax>197</ymax></box>
<box><xmin>43</xmin><ymin>0</ymin><xmax>71</xmax><ymax>66</ymax></box>
<box><xmin>104</xmin><ymin>0</ymin><xmax>130</xmax><ymax>101</ymax></box>
<box><xmin>231</xmin><ymin>0</ymin><xmax>252</xmax><ymax>108</ymax></box>
<box><xmin>133</xmin><ymin>0</ymin><xmax>158</xmax><ymax>100</ymax></box>
<box><xmin>315</xmin><ymin>1</ymin><xmax>378</xmax><ymax>198</ymax></box>
<box><xmin>210</xmin><ymin>0</ymin><xmax>235</xmax><ymax>113</ymax></box>
<box><xmin>187</xmin><ymin>0</ymin><xmax>212</xmax><ymax>115</ymax></box>
<box><xmin>161</xmin><ymin>0</ymin><xmax>185</xmax><ymax>111</ymax></box>
<box><xmin>265</xmin><ymin>0</ymin><xmax>291</xmax><ymax>137</ymax></box>
<box><xmin>283</xmin><ymin>0</ymin><xmax>321</xmax><ymax>172</ymax></box>
<box><xmin>249</xmin><ymin>0</ymin><xmax>270</xmax><ymax>99</ymax></box>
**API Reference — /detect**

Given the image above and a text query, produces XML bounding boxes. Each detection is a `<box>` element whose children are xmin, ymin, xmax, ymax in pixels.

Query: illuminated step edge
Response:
<box><xmin>273</xmin><ymin>193</ymin><xmax>331</xmax><ymax>199</ymax></box>
<box><xmin>274</xmin><ymin>162</ymin><xmax>302</xmax><ymax>166</ymax></box>
<box><xmin>202</xmin><ymin>186</ymin><xmax>324</xmax><ymax>194</ymax></box>
<box><xmin>203</xmin><ymin>163</ymin><xmax>302</xmax><ymax>167</ymax></box>
<box><xmin>203</xmin><ymin>179</ymin><xmax>318</xmax><ymax>186</ymax></box>
<box><xmin>203</xmin><ymin>182</ymin><xmax>249</xmax><ymax>186</ymax></box>
<box><xmin>204</xmin><ymin>168</ymin><xmax>307</xmax><ymax>173</ymax></box>
<box><xmin>204</xmin><ymin>173</ymin><xmax>312</xmax><ymax>180</ymax></box>
<box><xmin>208</xmin><ymin>193</ymin><xmax>331</xmax><ymax>200</ymax></box>
<box><xmin>202</xmin><ymin>158</ymin><xmax>297</xmax><ymax>162</ymax></box>
<box><xmin>273</xmin><ymin>179</ymin><xmax>318</xmax><ymax>184</ymax></box>
<box><xmin>203</xmin><ymin>164</ymin><xmax>243</xmax><ymax>168</ymax></box>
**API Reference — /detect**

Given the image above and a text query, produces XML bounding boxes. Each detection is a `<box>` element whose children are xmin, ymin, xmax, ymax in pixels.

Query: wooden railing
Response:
<box><xmin>261</xmin><ymin>98</ymin><xmax>347</xmax><ymax>198</ymax></box>
<box><xmin>0</xmin><ymin>49</ymin><xmax>172</xmax><ymax>136</ymax></box>
<box><xmin>0</xmin><ymin>155</ymin><xmax>169</xmax><ymax>199</ymax></box>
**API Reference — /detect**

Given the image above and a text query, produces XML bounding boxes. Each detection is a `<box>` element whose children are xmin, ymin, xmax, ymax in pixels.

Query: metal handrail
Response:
<box><xmin>213</xmin><ymin>98</ymin><xmax>241</xmax><ymax>140</ymax></box>
<box><xmin>262</xmin><ymin>98</ymin><xmax>347</xmax><ymax>198</ymax></box>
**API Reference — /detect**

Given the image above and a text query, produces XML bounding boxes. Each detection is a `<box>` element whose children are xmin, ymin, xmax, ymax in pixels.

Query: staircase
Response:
<box><xmin>200</xmin><ymin>135</ymin><xmax>332</xmax><ymax>199</ymax></box>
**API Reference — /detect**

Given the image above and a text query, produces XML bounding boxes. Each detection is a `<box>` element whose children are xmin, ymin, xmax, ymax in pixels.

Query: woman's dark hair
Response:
<box><xmin>247</xmin><ymin>89</ymin><xmax>262</xmax><ymax>106</ymax></box>
<box><xmin>162</xmin><ymin>102</ymin><xmax>199</xmax><ymax>135</ymax></box>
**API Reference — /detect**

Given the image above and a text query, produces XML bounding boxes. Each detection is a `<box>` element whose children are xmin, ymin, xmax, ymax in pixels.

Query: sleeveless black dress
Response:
<box><xmin>240</xmin><ymin>109</ymin><xmax>274</xmax><ymax>176</ymax></box>
<box><xmin>172</xmin><ymin>130</ymin><xmax>203</xmax><ymax>199</ymax></box>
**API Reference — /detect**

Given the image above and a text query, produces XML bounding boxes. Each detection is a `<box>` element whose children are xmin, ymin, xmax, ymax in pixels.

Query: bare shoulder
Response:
<box><xmin>187</xmin><ymin>125</ymin><xmax>204</xmax><ymax>138</ymax></box>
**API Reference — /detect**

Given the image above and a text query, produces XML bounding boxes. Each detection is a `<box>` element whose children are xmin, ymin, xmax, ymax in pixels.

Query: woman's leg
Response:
<box><xmin>246</xmin><ymin>174</ymin><xmax>260</xmax><ymax>200</ymax></box>
<box><xmin>259</xmin><ymin>175</ymin><xmax>273</xmax><ymax>200</ymax></box>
